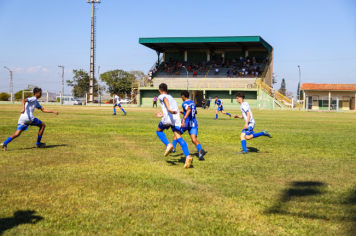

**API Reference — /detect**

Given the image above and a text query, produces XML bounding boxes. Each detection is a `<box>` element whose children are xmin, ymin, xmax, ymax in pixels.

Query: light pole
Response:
<box><xmin>182</xmin><ymin>66</ymin><xmax>188</xmax><ymax>90</ymax></box>
<box><xmin>98</xmin><ymin>66</ymin><xmax>101</xmax><ymax>105</ymax></box>
<box><xmin>4</xmin><ymin>66</ymin><xmax>13</xmax><ymax>102</ymax></box>
<box><xmin>58</xmin><ymin>65</ymin><xmax>64</xmax><ymax>100</ymax></box>
<box><xmin>298</xmin><ymin>65</ymin><xmax>301</xmax><ymax>111</ymax></box>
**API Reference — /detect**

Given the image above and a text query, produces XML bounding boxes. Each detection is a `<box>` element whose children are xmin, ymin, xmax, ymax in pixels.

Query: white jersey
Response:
<box><xmin>114</xmin><ymin>95</ymin><xmax>120</xmax><ymax>104</ymax></box>
<box><xmin>240</xmin><ymin>101</ymin><xmax>255</xmax><ymax>127</ymax></box>
<box><xmin>18</xmin><ymin>96</ymin><xmax>42</xmax><ymax>125</ymax></box>
<box><xmin>158</xmin><ymin>94</ymin><xmax>181</xmax><ymax>127</ymax></box>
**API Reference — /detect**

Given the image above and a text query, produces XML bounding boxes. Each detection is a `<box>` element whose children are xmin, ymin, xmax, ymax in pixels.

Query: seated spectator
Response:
<box><xmin>245</xmin><ymin>71</ymin><xmax>249</xmax><ymax>78</ymax></box>
<box><xmin>233</xmin><ymin>70</ymin><xmax>238</xmax><ymax>77</ymax></box>
<box><xmin>202</xmin><ymin>61</ymin><xmax>206</xmax><ymax>66</ymax></box>
<box><xmin>199</xmin><ymin>66</ymin><xmax>203</xmax><ymax>72</ymax></box>
<box><xmin>188</xmin><ymin>65</ymin><xmax>192</xmax><ymax>72</ymax></box>
<box><xmin>255</xmin><ymin>71</ymin><xmax>259</xmax><ymax>77</ymax></box>
<box><xmin>227</xmin><ymin>70</ymin><xmax>230</xmax><ymax>78</ymax></box>
<box><xmin>239</xmin><ymin>56</ymin><xmax>243</xmax><ymax>61</ymax></box>
<box><xmin>246</xmin><ymin>63</ymin><xmax>250</xmax><ymax>68</ymax></box>
<box><xmin>232</xmin><ymin>58</ymin><xmax>236</xmax><ymax>63</ymax></box>
<box><xmin>167</xmin><ymin>68</ymin><xmax>172</xmax><ymax>75</ymax></box>
<box><xmin>251</xmin><ymin>71</ymin><xmax>255</xmax><ymax>77</ymax></box>
<box><xmin>215</xmin><ymin>68</ymin><xmax>219</xmax><ymax>75</ymax></box>
<box><xmin>226</xmin><ymin>60</ymin><xmax>230</xmax><ymax>67</ymax></box>
<box><xmin>242</xmin><ymin>67</ymin><xmax>246</xmax><ymax>73</ymax></box>
<box><xmin>221</xmin><ymin>60</ymin><xmax>225</xmax><ymax>67</ymax></box>
<box><xmin>220</xmin><ymin>56</ymin><xmax>224</xmax><ymax>63</ymax></box>
<box><xmin>252</xmin><ymin>57</ymin><xmax>256</xmax><ymax>64</ymax></box>
<box><xmin>193</xmin><ymin>70</ymin><xmax>197</xmax><ymax>77</ymax></box>
<box><xmin>175</xmin><ymin>71</ymin><xmax>179</xmax><ymax>75</ymax></box>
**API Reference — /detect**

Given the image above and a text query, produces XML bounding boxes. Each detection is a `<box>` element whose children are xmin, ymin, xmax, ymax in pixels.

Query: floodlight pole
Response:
<box><xmin>87</xmin><ymin>0</ymin><xmax>101</xmax><ymax>103</ymax></box>
<box><xmin>182</xmin><ymin>66</ymin><xmax>188</xmax><ymax>90</ymax></box>
<box><xmin>98</xmin><ymin>65</ymin><xmax>101</xmax><ymax>106</ymax></box>
<box><xmin>4</xmin><ymin>66</ymin><xmax>13</xmax><ymax>102</ymax></box>
<box><xmin>58</xmin><ymin>65</ymin><xmax>64</xmax><ymax>100</ymax></box>
<box><xmin>298</xmin><ymin>65</ymin><xmax>301</xmax><ymax>111</ymax></box>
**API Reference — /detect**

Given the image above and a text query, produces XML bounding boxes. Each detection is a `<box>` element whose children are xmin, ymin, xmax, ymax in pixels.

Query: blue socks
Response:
<box><xmin>241</xmin><ymin>140</ymin><xmax>247</xmax><ymax>153</ymax></box>
<box><xmin>226</xmin><ymin>113</ymin><xmax>231</xmax><ymax>116</ymax></box>
<box><xmin>36</xmin><ymin>135</ymin><xmax>42</xmax><ymax>145</ymax></box>
<box><xmin>253</xmin><ymin>132</ymin><xmax>264</xmax><ymax>138</ymax></box>
<box><xmin>122</xmin><ymin>108</ymin><xmax>126</xmax><ymax>114</ymax></box>
<box><xmin>196</xmin><ymin>144</ymin><xmax>202</xmax><ymax>152</ymax></box>
<box><xmin>4</xmin><ymin>137</ymin><xmax>12</xmax><ymax>145</ymax></box>
<box><xmin>114</xmin><ymin>108</ymin><xmax>116</xmax><ymax>114</ymax></box>
<box><xmin>216</xmin><ymin>114</ymin><xmax>218</xmax><ymax>119</ymax></box>
<box><xmin>177</xmin><ymin>138</ymin><xmax>190</xmax><ymax>157</ymax></box>
<box><xmin>172</xmin><ymin>139</ymin><xmax>177</xmax><ymax>148</ymax></box>
<box><xmin>156</xmin><ymin>131</ymin><xmax>170</xmax><ymax>146</ymax></box>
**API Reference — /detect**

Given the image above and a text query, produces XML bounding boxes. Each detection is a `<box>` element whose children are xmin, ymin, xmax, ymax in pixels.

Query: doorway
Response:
<box><xmin>308</xmin><ymin>96</ymin><xmax>312</xmax><ymax>110</ymax></box>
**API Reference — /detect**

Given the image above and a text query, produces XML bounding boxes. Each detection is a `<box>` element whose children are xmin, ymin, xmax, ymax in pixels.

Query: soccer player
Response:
<box><xmin>1</xmin><ymin>88</ymin><xmax>58</xmax><ymax>151</ymax></box>
<box><xmin>171</xmin><ymin>90</ymin><xmax>205</xmax><ymax>161</ymax></box>
<box><xmin>234</xmin><ymin>92</ymin><xmax>272</xmax><ymax>154</ymax></box>
<box><xmin>214</xmin><ymin>96</ymin><xmax>231</xmax><ymax>119</ymax></box>
<box><xmin>113</xmin><ymin>92</ymin><xmax>126</xmax><ymax>115</ymax></box>
<box><xmin>155</xmin><ymin>83</ymin><xmax>193</xmax><ymax>169</ymax></box>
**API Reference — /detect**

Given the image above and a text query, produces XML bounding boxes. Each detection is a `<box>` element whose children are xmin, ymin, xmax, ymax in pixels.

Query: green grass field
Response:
<box><xmin>1</xmin><ymin>105</ymin><xmax>356</xmax><ymax>235</ymax></box>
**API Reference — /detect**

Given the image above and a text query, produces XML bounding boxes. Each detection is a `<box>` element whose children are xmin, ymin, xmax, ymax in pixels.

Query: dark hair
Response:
<box><xmin>33</xmin><ymin>87</ymin><xmax>42</xmax><ymax>94</ymax></box>
<box><xmin>113</xmin><ymin>92</ymin><xmax>117</xmax><ymax>94</ymax></box>
<box><xmin>236</xmin><ymin>92</ymin><xmax>245</xmax><ymax>99</ymax></box>
<box><xmin>181</xmin><ymin>90</ymin><xmax>189</xmax><ymax>98</ymax></box>
<box><xmin>159</xmin><ymin>83</ymin><xmax>168</xmax><ymax>92</ymax></box>
<box><xmin>215</xmin><ymin>96</ymin><xmax>218</xmax><ymax>98</ymax></box>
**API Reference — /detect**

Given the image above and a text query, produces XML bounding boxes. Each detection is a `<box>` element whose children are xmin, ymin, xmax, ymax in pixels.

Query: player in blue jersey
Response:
<box><xmin>113</xmin><ymin>92</ymin><xmax>126</xmax><ymax>115</ymax></box>
<box><xmin>233</xmin><ymin>92</ymin><xmax>272</xmax><ymax>154</ymax></box>
<box><xmin>154</xmin><ymin>83</ymin><xmax>193</xmax><ymax>169</ymax></box>
<box><xmin>214</xmin><ymin>96</ymin><xmax>231</xmax><ymax>119</ymax></box>
<box><xmin>171</xmin><ymin>90</ymin><xmax>205</xmax><ymax>161</ymax></box>
<box><xmin>1</xmin><ymin>88</ymin><xmax>58</xmax><ymax>151</ymax></box>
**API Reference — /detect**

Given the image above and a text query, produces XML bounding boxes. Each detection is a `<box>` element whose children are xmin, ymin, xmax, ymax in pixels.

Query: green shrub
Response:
<box><xmin>0</xmin><ymin>92</ymin><xmax>10</xmax><ymax>101</ymax></box>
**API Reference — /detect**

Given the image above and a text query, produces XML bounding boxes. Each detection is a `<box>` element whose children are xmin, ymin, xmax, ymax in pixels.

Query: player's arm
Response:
<box><xmin>41</xmin><ymin>107</ymin><xmax>58</xmax><ymax>115</ymax></box>
<box><xmin>220</xmin><ymin>101</ymin><xmax>223</xmax><ymax>107</ymax></box>
<box><xmin>20</xmin><ymin>98</ymin><xmax>28</xmax><ymax>113</ymax></box>
<box><xmin>244</xmin><ymin>111</ymin><xmax>250</xmax><ymax>129</ymax></box>
<box><xmin>155</xmin><ymin>111</ymin><xmax>163</xmax><ymax>118</ymax></box>
<box><xmin>163</xmin><ymin>98</ymin><xmax>177</xmax><ymax>114</ymax></box>
<box><xmin>181</xmin><ymin>106</ymin><xmax>191</xmax><ymax>127</ymax></box>
<box><xmin>234</xmin><ymin>114</ymin><xmax>243</xmax><ymax>119</ymax></box>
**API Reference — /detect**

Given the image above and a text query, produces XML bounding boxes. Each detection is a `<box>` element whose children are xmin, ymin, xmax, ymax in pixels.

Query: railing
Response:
<box><xmin>260</xmin><ymin>53</ymin><xmax>272</xmax><ymax>83</ymax></box>
<box><xmin>199</xmin><ymin>65</ymin><xmax>212</xmax><ymax>89</ymax></box>
<box><xmin>142</xmin><ymin>56</ymin><xmax>163</xmax><ymax>87</ymax></box>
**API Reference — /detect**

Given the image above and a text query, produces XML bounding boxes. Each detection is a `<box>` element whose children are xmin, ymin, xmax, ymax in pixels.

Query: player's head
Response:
<box><xmin>33</xmin><ymin>87</ymin><xmax>42</xmax><ymax>98</ymax></box>
<box><xmin>215</xmin><ymin>96</ymin><xmax>218</xmax><ymax>100</ymax></box>
<box><xmin>113</xmin><ymin>92</ymin><xmax>117</xmax><ymax>95</ymax></box>
<box><xmin>158</xmin><ymin>83</ymin><xmax>168</xmax><ymax>94</ymax></box>
<box><xmin>236</xmin><ymin>92</ymin><xmax>245</xmax><ymax>104</ymax></box>
<box><xmin>181</xmin><ymin>90</ymin><xmax>189</xmax><ymax>101</ymax></box>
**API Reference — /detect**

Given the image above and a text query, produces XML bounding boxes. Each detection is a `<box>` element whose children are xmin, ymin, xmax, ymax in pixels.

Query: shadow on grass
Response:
<box><xmin>166</xmin><ymin>157</ymin><xmax>194</xmax><ymax>168</ymax></box>
<box><xmin>343</xmin><ymin>187</ymin><xmax>356</xmax><ymax>235</ymax></box>
<box><xmin>19</xmin><ymin>144</ymin><xmax>68</xmax><ymax>150</ymax></box>
<box><xmin>247</xmin><ymin>147</ymin><xmax>259</xmax><ymax>153</ymax></box>
<box><xmin>0</xmin><ymin>210</ymin><xmax>43</xmax><ymax>235</ymax></box>
<box><xmin>265</xmin><ymin>181</ymin><xmax>326</xmax><ymax>217</ymax></box>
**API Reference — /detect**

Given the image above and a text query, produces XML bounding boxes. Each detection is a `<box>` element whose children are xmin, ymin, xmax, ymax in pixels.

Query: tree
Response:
<box><xmin>14</xmin><ymin>85</ymin><xmax>38</xmax><ymax>100</ymax></box>
<box><xmin>66</xmin><ymin>69</ymin><xmax>103</xmax><ymax>97</ymax></box>
<box><xmin>296</xmin><ymin>82</ymin><xmax>304</xmax><ymax>100</ymax></box>
<box><xmin>100</xmin><ymin>70</ymin><xmax>133</xmax><ymax>95</ymax></box>
<box><xmin>0</xmin><ymin>92</ymin><xmax>10</xmax><ymax>101</ymax></box>
<box><xmin>278</xmin><ymin>78</ymin><xmax>286</xmax><ymax>96</ymax></box>
<box><xmin>129</xmin><ymin>70</ymin><xmax>145</xmax><ymax>88</ymax></box>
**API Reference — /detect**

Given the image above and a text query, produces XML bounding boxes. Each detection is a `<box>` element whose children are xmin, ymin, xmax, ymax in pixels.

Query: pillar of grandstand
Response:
<box><xmin>138</xmin><ymin>36</ymin><xmax>274</xmax><ymax>109</ymax></box>
<box><xmin>301</xmin><ymin>83</ymin><xmax>356</xmax><ymax>111</ymax></box>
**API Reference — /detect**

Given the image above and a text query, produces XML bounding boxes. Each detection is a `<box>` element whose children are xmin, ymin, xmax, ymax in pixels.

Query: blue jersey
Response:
<box><xmin>215</xmin><ymin>99</ymin><xmax>222</xmax><ymax>107</ymax></box>
<box><xmin>182</xmin><ymin>100</ymin><xmax>198</xmax><ymax>128</ymax></box>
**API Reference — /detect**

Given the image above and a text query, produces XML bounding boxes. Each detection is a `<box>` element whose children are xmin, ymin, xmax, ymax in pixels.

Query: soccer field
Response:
<box><xmin>0</xmin><ymin>105</ymin><xmax>356</xmax><ymax>235</ymax></box>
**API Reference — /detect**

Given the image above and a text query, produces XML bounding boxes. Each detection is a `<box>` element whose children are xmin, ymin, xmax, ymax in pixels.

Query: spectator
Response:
<box><xmin>221</xmin><ymin>60</ymin><xmax>225</xmax><ymax>68</ymax></box>
<box><xmin>215</xmin><ymin>68</ymin><xmax>219</xmax><ymax>75</ymax></box>
<box><xmin>206</xmin><ymin>98</ymin><xmax>211</xmax><ymax>109</ymax></box>
<box><xmin>199</xmin><ymin>65</ymin><xmax>203</xmax><ymax>72</ymax></box>
<box><xmin>220</xmin><ymin>56</ymin><xmax>224</xmax><ymax>63</ymax></box>
<box><xmin>153</xmin><ymin>95</ymin><xmax>158</xmax><ymax>108</ymax></box>
<box><xmin>227</xmin><ymin>70</ymin><xmax>230</xmax><ymax>78</ymax></box>
<box><xmin>232</xmin><ymin>58</ymin><xmax>236</xmax><ymax>63</ymax></box>
<box><xmin>233</xmin><ymin>70</ymin><xmax>238</xmax><ymax>77</ymax></box>
<box><xmin>255</xmin><ymin>71</ymin><xmax>259</xmax><ymax>77</ymax></box>
<box><xmin>188</xmin><ymin>65</ymin><xmax>192</xmax><ymax>72</ymax></box>
<box><xmin>239</xmin><ymin>56</ymin><xmax>243</xmax><ymax>62</ymax></box>
<box><xmin>193</xmin><ymin>70</ymin><xmax>197</xmax><ymax>77</ymax></box>
<box><xmin>202</xmin><ymin>98</ymin><xmax>206</xmax><ymax>109</ymax></box>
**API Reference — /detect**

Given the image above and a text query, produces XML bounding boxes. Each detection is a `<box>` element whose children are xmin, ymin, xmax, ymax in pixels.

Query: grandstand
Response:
<box><xmin>137</xmin><ymin>36</ymin><xmax>292</xmax><ymax>109</ymax></box>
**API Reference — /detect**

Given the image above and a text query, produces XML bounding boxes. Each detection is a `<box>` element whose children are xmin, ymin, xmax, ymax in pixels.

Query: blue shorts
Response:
<box><xmin>158</xmin><ymin>122</ymin><xmax>182</xmax><ymax>133</ymax></box>
<box><xmin>181</xmin><ymin>126</ymin><xmax>198</xmax><ymax>136</ymax></box>
<box><xmin>217</xmin><ymin>106</ymin><xmax>224</xmax><ymax>111</ymax></box>
<box><xmin>17</xmin><ymin>118</ymin><xmax>42</xmax><ymax>131</ymax></box>
<box><xmin>114</xmin><ymin>104</ymin><xmax>122</xmax><ymax>108</ymax></box>
<box><xmin>241</xmin><ymin>126</ymin><xmax>255</xmax><ymax>136</ymax></box>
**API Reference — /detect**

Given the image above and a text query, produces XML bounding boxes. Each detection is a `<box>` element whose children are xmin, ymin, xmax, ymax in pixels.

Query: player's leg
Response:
<box><xmin>251</xmin><ymin>130</ymin><xmax>272</xmax><ymax>138</ymax></box>
<box><xmin>171</xmin><ymin>135</ymin><xmax>177</xmax><ymax>153</ymax></box>
<box><xmin>119</xmin><ymin>105</ymin><xmax>126</xmax><ymax>115</ymax></box>
<box><xmin>237</xmin><ymin>131</ymin><xmax>248</xmax><ymax>154</ymax></box>
<box><xmin>214</xmin><ymin>108</ymin><xmax>219</xmax><ymax>119</ymax></box>
<box><xmin>1</xmin><ymin>129</ymin><xmax>23</xmax><ymax>151</ymax></box>
<box><xmin>221</xmin><ymin>109</ymin><xmax>231</xmax><ymax>118</ymax></box>
<box><xmin>113</xmin><ymin>104</ymin><xmax>117</xmax><ymax>115</ymax></box>
<box><xmin>36</xmin><ymin>122</ymin><xmax>46</xmax><ymax>148</ymax></box>
<box><xmin>190</xmin><ymin>129</ymin><xmax>205</xmax><ymax>161</ymax></box>
<box><xmin>173</xmin><ymin>130</ymin><xmax>192</xmax><ymax>169</ymax></box>
<box><xmin>156</xmin><ymin>123</ymin><xmax>173</xmax><ymax>157</ymax></box>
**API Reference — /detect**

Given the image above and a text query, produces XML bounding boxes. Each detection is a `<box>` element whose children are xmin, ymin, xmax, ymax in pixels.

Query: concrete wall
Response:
<box><xmin>304</xmin><ymin>90</ymin><xmax>356</xmax><ymax>110</ymax></box>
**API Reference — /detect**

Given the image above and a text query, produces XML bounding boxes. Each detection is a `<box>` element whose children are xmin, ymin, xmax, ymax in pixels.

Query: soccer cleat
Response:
<box><xmin>184</xmin><ymin>155</ymin><xmax>193</xmax><ymax>169</ymax></box>
<box><xmin>263</xmin><ymin>130</ymin><xmax>272</xmax><ymax>138</ymax></box>
<box><xmin>164</xmin><ymin>143</ymin><xmax>174</xmax><ymax>157</ymax></box>
<box><xmin>113</xmin><ymin>114</ymin><xmax>116</xmax><ymax>115</ymax></box>
<box><xmin>171</xmin><ymin>148</ymin><xmax>176</xmax><ymax>153</ymax></box>
<box><xmin>229</xmin><ymin>114</ymin><xmax>231</xmax><ymax>118</ymax></box>
<box><xmin>1</xmin><ymin>143</ymin><xmax>7</xmax><ymax>151</ymax></box>
<box><xmin>214</xmin><ymin>118</ymin><xmax>218</xmax><ymax>120</ymax></box>
<box><xmin>236</xmin><ymin>150</ymin><xmax>247</xmax><ymax>154</ymax></box>
<box><xmin>124</xmin><ymin>113</ymin><xmax>126</xmax><ymax>116</ymax></box>
<box><xmin>36</xmin><ymin>142</ymin><xmax>46</xmax><ymax>148</ymax></box>
<box><xmin>198</xmin><ymin>149</ymin><xmax>205</xmax><ymax>161</ymax></box>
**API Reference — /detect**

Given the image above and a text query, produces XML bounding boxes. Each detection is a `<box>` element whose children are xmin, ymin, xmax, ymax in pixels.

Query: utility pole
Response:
<box><xmin>58</xmin><ymin>65</ymin><xmax>64</xmax><ymax>99</ymax></box>
<box><xmin>4</xmin><ymin>66</ymin><xmax>13</xmax><ymax>102</ymax></box>
<box><xmin>87</xmin><ymin>0</ymin><xmax>101</xmax><ymax>103</ymax></box>
<box><xmin>298</xmin><ymin>65</ymin><xmax>301</xmax><ymax>111</ymax></box>
<box><xmin>98</xmin><ymin>65</ymin><xmax>100</xmax><ymax>105</ymax></box>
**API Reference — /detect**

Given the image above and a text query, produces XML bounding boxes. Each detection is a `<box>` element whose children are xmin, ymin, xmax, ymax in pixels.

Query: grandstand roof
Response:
<box><xmin>301</xmin><ymin>83</ymin><xmax>356</xmax><ymax>91</ymax></box>
<box><xmin>139</xmin><ymin>36</ymin><xmax>272</xmax><ymax>52</ymax></box>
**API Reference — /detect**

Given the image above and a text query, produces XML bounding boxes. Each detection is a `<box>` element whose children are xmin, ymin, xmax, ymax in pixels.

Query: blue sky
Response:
<box><xmin>0</xmin><ymin>0</ymin><xmax>355</xmax><ymax>96</ymax></box>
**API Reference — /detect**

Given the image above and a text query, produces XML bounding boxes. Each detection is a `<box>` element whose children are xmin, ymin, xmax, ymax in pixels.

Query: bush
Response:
<box><xmin>0</xmin><ymin>92</ymin><xmax>10</xmax><ymax>101</ymax></box>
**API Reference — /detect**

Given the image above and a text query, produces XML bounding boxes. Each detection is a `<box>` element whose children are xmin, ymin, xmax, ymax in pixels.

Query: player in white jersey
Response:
<box><xmin>1</xmin><ymin>88</ymin><xmax>58</xmax><ymax>151</ymax></box>
<box><xmin>154</xmin><ymin>83</ymin><xmax>192</xmax><ymax>168</ymax></box>
<box><xmin>233</xmin><ymin>92</ymin><xmax>272</xmax><ymax>154</ymax></box>
<box><xmin>112</xmin><ymin>92</ymin><xmax>126</xmax><ymax>115</ymax></box>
